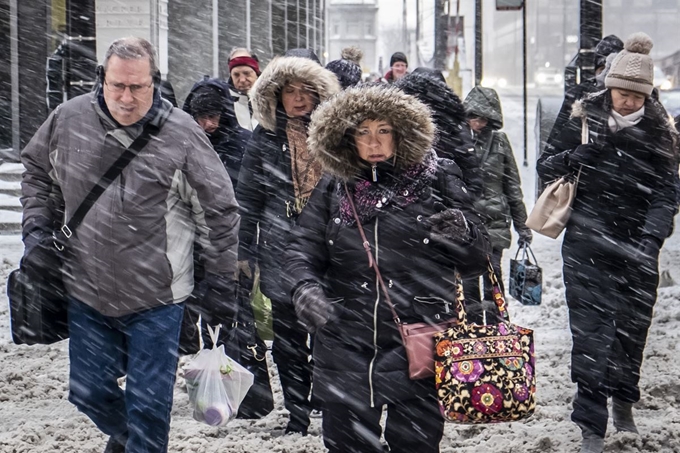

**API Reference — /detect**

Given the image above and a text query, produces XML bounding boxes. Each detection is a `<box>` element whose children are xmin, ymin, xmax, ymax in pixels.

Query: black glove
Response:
<box><xmin>199</xmin><ymin>272</ymin><xmax>237</xmax><ymax>325</ymax></box>
<box><xmin>427</xmin><ymin>208</ymin><xmax>471</xmax><ymax>243</ymax></box>
<box><xmin>20</xmin><ymin>233</ymin><xmax>62</xmax><ymax>281</ymax></box>
<box><xmin>517</xmin><ymin>228</ymin><xmax>533</xmax><ymax>247</ymax></box>
<box><xmin>292</xmin><ymin>283</ymin><xmax>335</xmax><ymax>333</ymax></box>
<box><xmin>637</xmin><ymin>235</ymin><xmax>662</xmax><ymax>259</ymax></box>
<box><xmin>568</xmin><ymin>143</ymin><xmax>602</xmax><ymax>167</ymax></box>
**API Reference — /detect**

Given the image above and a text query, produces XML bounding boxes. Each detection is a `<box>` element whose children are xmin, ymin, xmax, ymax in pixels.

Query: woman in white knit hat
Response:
<box><xmin>537</xmin><ymin>32</ymin><xmax>678</xmax><ymax>453</ymax></box>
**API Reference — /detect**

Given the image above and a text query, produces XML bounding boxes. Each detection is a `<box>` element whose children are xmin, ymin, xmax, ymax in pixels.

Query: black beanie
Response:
<box><xmin>390</xmin><ymin>52</ymin><xmax>408</xmax><ymax>67</ymax></box>
<box><xmin>326</xmin><ymin>46</ymin><xmax>363</xmax><ymax>89</ymax></box>
<box><xmin>594</xmin><ymin>35</ymin><xmax>624</xmax><ymax>69</ymax></box>
<box><xmin>190</xmin><ymin>87</ymin><xmax>223</xmax><ymax>117</ymax></box>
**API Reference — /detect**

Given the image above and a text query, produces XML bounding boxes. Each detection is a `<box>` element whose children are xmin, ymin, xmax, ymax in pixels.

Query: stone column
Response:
<box><xmin>95</xmin><ymin>0</ymin><xmax>168</xmax><ymax>74</ymax></box>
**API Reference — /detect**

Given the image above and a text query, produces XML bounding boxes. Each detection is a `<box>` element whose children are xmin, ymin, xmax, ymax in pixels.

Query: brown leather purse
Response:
<box><xmin>344</xmin><ymin>183</ymin><xmax>461</xmax><ymax>380</ymax></box>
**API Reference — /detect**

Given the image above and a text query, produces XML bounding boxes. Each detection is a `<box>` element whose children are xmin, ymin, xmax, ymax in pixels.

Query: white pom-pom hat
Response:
<box><xmin>605</xmin><ymin>32</ymin><xmax>655</xmax><ymax>96</ymax></box>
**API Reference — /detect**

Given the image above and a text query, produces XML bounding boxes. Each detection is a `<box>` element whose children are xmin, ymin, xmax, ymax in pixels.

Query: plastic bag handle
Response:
<box><xmin>206</xmin><ymin>324</ymin><xmax>222</xmax><ymax>348</ymax></box>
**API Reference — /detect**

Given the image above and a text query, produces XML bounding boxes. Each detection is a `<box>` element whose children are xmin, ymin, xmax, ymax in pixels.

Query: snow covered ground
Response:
<box><xmin>1</xmin><ymin>91</ymin><xmax>679</xmax><ymax>453</ymax></box>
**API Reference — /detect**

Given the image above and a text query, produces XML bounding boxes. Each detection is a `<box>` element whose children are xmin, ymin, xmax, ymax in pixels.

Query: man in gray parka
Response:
<box><xmin>20</xmin><ymin>37</ymin><xmax>240</xmax><ymax>453</ymax></box>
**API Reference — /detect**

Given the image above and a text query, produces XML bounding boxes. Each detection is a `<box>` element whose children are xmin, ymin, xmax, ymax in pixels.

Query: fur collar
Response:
<box><xmin>248</xmin><ymin>56</ymin><xmax>340</xmax><ymax>132</ymax></box>
<box><xmin>308</xmin><ymin>84</ymin><xmax>435</xmax><ymax>181</ymax></box>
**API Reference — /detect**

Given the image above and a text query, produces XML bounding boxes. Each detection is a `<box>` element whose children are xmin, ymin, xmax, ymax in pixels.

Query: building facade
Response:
<box><xmin>0</xmin><ymin>0</ymin><xmax>327</xmax><ymax>159</ymax></box>
<box><xmin>328</xmin><ymin>0</ymin><xmax>378</xmax><ymax>74</ymax></box>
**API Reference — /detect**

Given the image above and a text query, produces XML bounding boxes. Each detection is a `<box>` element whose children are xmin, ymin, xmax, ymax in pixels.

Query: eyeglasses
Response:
<box><xmin>104</xmin><ymin>79</ymin><xmax>153</xmax><ymax>96</ymax></box>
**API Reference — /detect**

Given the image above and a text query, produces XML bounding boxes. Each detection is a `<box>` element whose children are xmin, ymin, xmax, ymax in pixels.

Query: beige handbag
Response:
<box><xmin>526</xmin><ymin>119</ymin><xmax>587</xmax><ymax>238</ymax></box>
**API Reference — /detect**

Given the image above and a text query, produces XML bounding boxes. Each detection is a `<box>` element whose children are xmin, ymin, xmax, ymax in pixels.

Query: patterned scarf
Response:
<box><xmin>340</xmin><ymin>150</ymin><xmax>438</xmax><ymax>225</ymax></box>
<box><xmin>287</xmin><ymin>118</ymin><xmax>323</xmax><ymax>214</ymax></box>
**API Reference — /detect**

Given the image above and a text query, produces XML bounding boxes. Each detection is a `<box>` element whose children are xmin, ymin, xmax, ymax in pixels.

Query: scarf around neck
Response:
<box><xmin>287</xmin><ymin>118</ymin><xmax>323</xmax><ymax>215</ymax></box>
<box><xmin>339</xmin><ymin>149</ymin><xmax>438</xmax><ymax>225</ymax></box>
<box><xmin>608</xmin><ymin>107</ymin><xmax>645</xmax><ymax>133</ymax></box>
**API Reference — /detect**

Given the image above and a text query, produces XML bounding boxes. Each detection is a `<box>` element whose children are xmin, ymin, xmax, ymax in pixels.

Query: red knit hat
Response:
<box><xmin>228</xmin><ymin>56</ymin><xmax>260</xmax><ymax>75</ymax></box>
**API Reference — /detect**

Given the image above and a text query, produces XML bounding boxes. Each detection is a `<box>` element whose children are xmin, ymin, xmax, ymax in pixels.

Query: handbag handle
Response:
<box><xmin>514</xmin><ymin>243</ymin><xmax>538</xmax><ymax>266</ymax></box>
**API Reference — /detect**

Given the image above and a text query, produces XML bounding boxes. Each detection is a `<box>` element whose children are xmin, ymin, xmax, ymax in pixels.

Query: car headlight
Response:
<box><xmin>660</xmin><ymin>80</ymin><xmax>673</xmax><ymax>90</ymax></box>
<box><xmin>554</xmin><ymin>74</ymin><xmax>563</xmax><ymax>83</ymax></box>
<box><xmin>536</xmin><ymin>73</ymin><xmax>547</xmax><ymax>84</ymax></box>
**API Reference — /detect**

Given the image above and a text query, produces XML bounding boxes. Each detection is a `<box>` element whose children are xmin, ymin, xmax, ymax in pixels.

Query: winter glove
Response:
<box><xmin>427</xmin><ymin>208</ymin><xmax>471</xmax><ymax>244</ymax></box>
<box><xmin>568</xmin><ymin>143</ymin><xmax>602</xmax><ymax>168</ymax></box>
<box><xmin>20</xmin><ymin>232</ymin><xmax>62</xmax><ymax>281</ymax></box>
<box><xmin>198</xmin><ymin>272</ymin><xmax>237</xmax><ymax>325</ymax></box>
<box><xmin>517</xmin><ymin>228</ymin><xmax>533</xmax><ymax>247</ymax></box>
<box><xmin>292</xmin><ymin>283</ymin><xmax>335</xmax><ymax>333</ymax></box>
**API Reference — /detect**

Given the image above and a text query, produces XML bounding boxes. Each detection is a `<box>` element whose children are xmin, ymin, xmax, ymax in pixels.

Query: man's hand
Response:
<box><xmin>199</xmin><ymin>273</ymin><xmax>237</xmax><ymax>325</ymax></box>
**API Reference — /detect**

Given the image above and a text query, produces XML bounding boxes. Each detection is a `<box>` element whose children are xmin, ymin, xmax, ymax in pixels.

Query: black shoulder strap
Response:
<box><xmin>53</xmin><ymin>125</ymin><xmax>159</xmax><ymax>249</ymax></box>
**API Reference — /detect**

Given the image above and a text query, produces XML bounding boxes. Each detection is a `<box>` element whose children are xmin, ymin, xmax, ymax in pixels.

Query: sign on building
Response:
<box><xmin>496</xmin><ymin>0</ymin><xmax>524</xmax><ymax>11</ymax></box>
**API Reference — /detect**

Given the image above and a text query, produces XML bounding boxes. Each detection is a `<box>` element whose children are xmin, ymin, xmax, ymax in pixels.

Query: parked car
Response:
<box><xmin>658</xmin><ymin>88</ymin><xmax>680</xmax><ymax>117</ymax></box>
<box><xmin>535</xmin><ymin>67</ymin><xmax>563</xmax><ymax>87</ymax></box>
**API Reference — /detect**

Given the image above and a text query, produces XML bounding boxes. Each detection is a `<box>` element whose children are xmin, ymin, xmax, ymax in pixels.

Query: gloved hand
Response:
<box><xmin>292</xmin><ymin>283</ymin><xmax>335</xmax><ymax>333</ymax></box>
<box><xmin>568</xmin><ymin>143</ymin><xmax>602</xmax><ymax>167</ymax></box>
<box><xmin>199</xmin><ymin>272</ymin><xmax>237</xmax><ymax>325</ymax></box>
<box><xmin>517</xmin><ymin>228</ymin><xmax>533</xmax><ymax>247</ymax></box>
<box><xmin>637</xmin><ymin>235</ymin><xmax>662</xmax><ymax>259</ymax></box>
<box><xmin>20</xmin><ymin>232</ymin><xmax>62</xmax><ymax>281</ymax></box>
<box><xmin>427</xmin><ymin>208</ymin><xmax>471</xmax><ymax>243</ymax></box>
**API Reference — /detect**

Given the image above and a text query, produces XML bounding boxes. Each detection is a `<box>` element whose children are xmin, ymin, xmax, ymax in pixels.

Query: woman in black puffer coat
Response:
<box><xmin>236</xmin><ymin>52</ymin><xmax>340</xmax><ymax>435</ymax></box>
<box><xmin>284</xmin><ymin>85</ymin><xmax>491</xmax><ymax>453</ymax></box>
<box><xmin>537</xmin><ymin>33</ymin><xmax>678</xmax><ymax>453</ymax></box>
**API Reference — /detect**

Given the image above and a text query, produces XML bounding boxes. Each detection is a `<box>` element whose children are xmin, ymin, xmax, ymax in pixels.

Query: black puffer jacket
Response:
<box><xmin>236</xmin><ymin>56</ymin><xmax>340</xmax><ymax>300</ymax></box>
<box><xmin>182</xmin><ymin>78</ymin><xmax>251</xmax><ymax>189</ymax></box>
<box><xmin>285</xmin><ymin>85</ymin><xmax>491</xmax><ymax>406</ymax></box>
<box><xmin>395</xmin><ymin>72</ymin><xmax>483</xmax><ymax>199</ymax></box>
<box><xmin>537</xmin><ymin>90</ymin><xmax>678</xmax><ymax>246</ymax></box>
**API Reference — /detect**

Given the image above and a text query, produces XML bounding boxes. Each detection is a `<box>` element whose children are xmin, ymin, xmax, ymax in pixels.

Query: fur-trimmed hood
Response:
<box><xmin>571</xmin><ymin>89</ymin><xmax>678</xmax><ymax>143</ymax></box>
<box><xmin>308</xmin><ymin>84</ymin><xmax>435</xmax><ymax>180</ymax></box>
<box><xmin>249</xmin><ymin>56</ymin><xmax>341</xmax><ymax>132</ymax></box>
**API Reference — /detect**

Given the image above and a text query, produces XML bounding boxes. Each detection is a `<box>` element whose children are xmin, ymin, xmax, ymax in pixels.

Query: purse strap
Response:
<box><xmin>53</xmin><ymin>124</ymin><xmax>159</xmax><ymax>250</ymax></box>
<box><xmin>343</xmin><ymin>183</ymin><xmax>503</xmax><ymax>325</ymax></box>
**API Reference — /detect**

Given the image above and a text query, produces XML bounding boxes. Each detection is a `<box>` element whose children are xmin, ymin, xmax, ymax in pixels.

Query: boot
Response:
<box><xmin>103</xmin><ymin>436</ymin><xmax>126</xmax><ymax>453</ymax></box>
<box><xmin>612</xmin><ymin>398</ymin><xmax>639</xmax><ymax>434</ymax></box>
<box><xmin>580</xmin><ymin>429</ymin><xmax>605</xmax><ymax>453</ymax></box>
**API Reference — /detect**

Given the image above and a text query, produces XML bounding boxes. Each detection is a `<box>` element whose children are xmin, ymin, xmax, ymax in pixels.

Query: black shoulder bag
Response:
<box><xmin>7</xmin><ymin>126</ymin><xmax>157</xmax><ymax>345</ymax></box>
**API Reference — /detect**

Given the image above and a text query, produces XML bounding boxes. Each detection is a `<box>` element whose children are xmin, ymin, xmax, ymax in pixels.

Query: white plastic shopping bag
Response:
<box><xmin>183</xmin><ymin>325</ymin><xmax>254</xmax><ymax>426</ymax></box>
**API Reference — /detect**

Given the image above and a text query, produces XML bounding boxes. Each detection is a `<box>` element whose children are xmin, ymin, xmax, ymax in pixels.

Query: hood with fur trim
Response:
<box><xmin>308</xmin><ymin>84</ymin><xmax>435</xmax><ymax>180</ymax></box>
<box><xmin>249</xmin><ymin>56</ymin><xmax>341</xmax><ymax>132</ymax></box>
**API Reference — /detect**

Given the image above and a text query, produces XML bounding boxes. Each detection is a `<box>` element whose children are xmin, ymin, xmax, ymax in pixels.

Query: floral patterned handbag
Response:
<box><xmin>434</xmin><ymin>265</ymin><xmax>536</xmax><ymax>423</ymax></box>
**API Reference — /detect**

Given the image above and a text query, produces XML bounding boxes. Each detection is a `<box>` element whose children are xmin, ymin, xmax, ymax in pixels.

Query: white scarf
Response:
<box><xmin>608</xmin><ymin>107</ymin><xmax>645</xmax><ymax>133</ymax></box>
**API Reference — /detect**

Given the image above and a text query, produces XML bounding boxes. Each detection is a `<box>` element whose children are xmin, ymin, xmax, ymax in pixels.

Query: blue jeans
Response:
<box><xmin>68</xmin><ymin>299</ymin><xmax>184</xmax><ymax>453</ymax></box>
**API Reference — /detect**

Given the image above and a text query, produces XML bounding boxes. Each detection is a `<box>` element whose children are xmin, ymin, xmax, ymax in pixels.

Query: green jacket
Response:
<box><xmin>464</xmin><ymin>87</ymin><xmax>529</xmax><ymax>250</ymax></box>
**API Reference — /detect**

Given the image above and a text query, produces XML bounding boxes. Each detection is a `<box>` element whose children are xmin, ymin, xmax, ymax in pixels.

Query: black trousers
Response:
<box><xmin>322</xmin><ymin>395</ymin><xmax>444</xmax><ymax>453</ymax></box>
<box><xmin>463</xmin><ymin>247</ymin><xmax>504</xmax><ymax>324</ymax></box>
<box><xmin>271</xmin><ymin>299</ymin><xmax>312</xmax><ymax>433</ymax></box>
<box><xmin>562</xmin><ymin>237</ymin><xmax>659</xmax><ymax>437</ymax></box>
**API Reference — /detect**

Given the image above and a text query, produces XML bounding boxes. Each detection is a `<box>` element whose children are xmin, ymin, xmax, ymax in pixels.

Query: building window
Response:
<box><xmin>365</xmin><ymin>20</ymin><xmax>374</xmax><ymax>36</ymax></box>
<box><xmin>347</xmin><ymin>21</ymin><xmax>360</xmax><ymax>37</ymax></box>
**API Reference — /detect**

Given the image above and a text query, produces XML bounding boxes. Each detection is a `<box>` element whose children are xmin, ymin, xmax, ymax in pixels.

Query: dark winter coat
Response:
<box><xmin>182</xmin><ymin>78</ymin><xmax>251</xmax><ymax>190</ymax></box>
<box><xmin>537</xmin><ymin>90</ymin><xmax>678</xmax><ymax>248</ymax></box>
<box><xmin>464</xmin><ymin>86</ymin><xmax>530</xmax><ymax>250</ymax></box>
<box><xmin>285</xmin><ymin>85</ymin><xmax>491</xmax><ymax>407</ymax></box>
<box><xmin>395</xmin><ymin>72</ymin><xmax>483</xmax><ymax>199</ymax></box>
<box><xmin>236</xmin><ymin>56</ymin><xmax>340</xmax><ymax>300</ymax></box>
